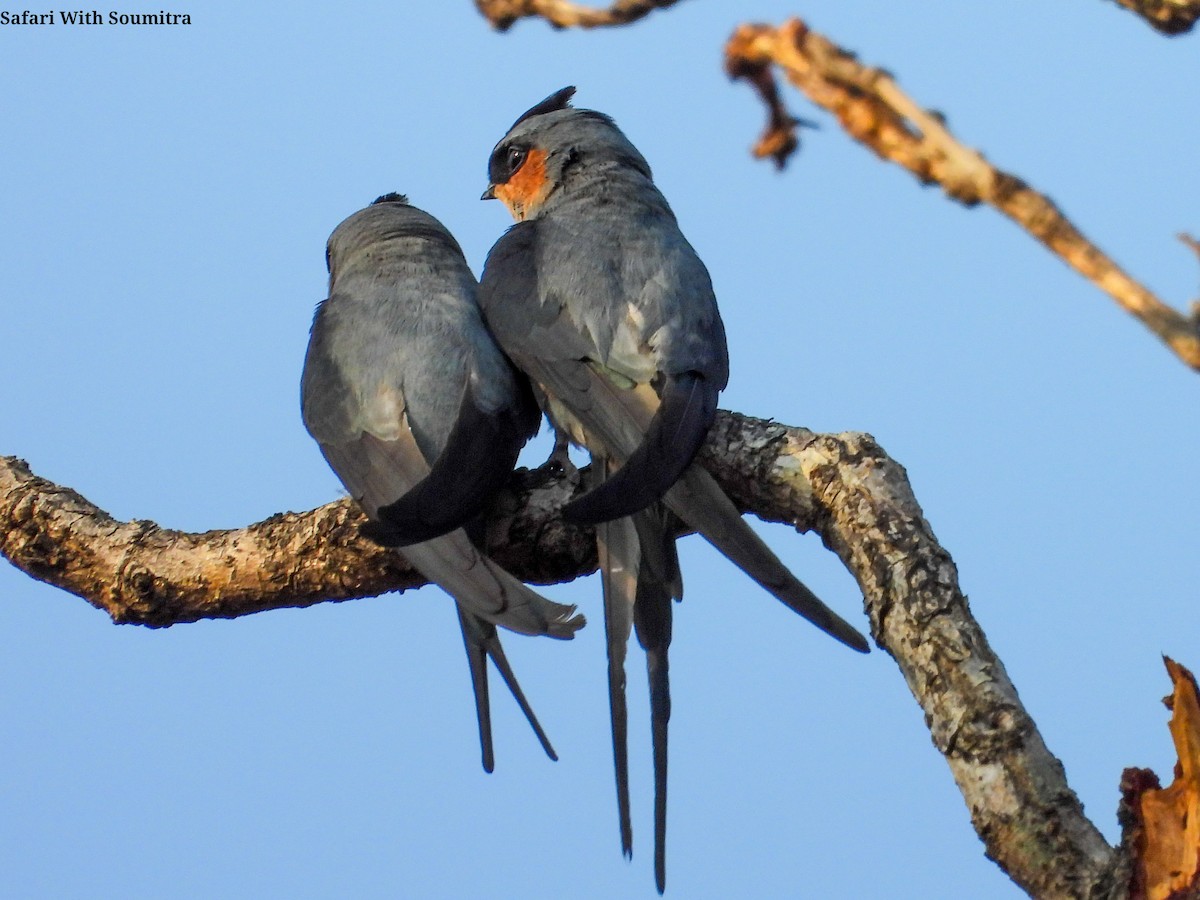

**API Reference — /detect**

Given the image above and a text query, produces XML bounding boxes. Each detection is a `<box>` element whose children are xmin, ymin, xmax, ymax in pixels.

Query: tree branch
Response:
<box><xmin>474</xmin><ymin>0</ymin><xmax>682</xmax><ymax>31</ymax></box>
<box><xmin>699</xmin><ymin>415</ymin><xmax>1120</xmax><ymax>899</ymax></box>
<box><xmin>724</xmin><ymin>19</ymin><xmax>1200</xmax><ymax>374</ymax></box>
<box><xmin>2</xmin><ymin>411</ymin><xmax>1122</xmax><ymax>895</ymax></box>
<box><xmin>1107</xmin><ymin>0</ymin><xmax>1200</xmax><ymax>34</ymax></box>
<box><xmin>1119</xmin><ymin>658</ymin><xmax>1200</xmax><ymax>900</ymax></box>
<box><xmin>0</xmin><ymin>452</ymin><xmax>594</xmax><ymax>627</ymax></box>
<box><xmin>473</xmin><ymin>0</ymin><xmax>1200</xmax><ymax>36</ymax></box>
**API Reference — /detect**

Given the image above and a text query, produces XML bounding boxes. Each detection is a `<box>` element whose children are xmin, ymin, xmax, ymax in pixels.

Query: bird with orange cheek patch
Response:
<box><xmin>483</xmin><ymin>146</ymin><xmax>552</xmax><ymax>221</ymax></box>
<box><xmin>478</xmin><ymin>87</ymin><xmax>869</xmax><ymax>894</ymax></box>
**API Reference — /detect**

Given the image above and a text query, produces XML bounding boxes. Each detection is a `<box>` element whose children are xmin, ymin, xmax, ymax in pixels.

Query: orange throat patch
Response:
<box><xmin>494</xmin><ymin>147</ymin><xmax>551</xmax><ymax>221</ymax></box>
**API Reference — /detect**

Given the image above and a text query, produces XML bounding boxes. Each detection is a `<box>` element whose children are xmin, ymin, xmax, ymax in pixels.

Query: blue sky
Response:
<box><xmin>2</xmin><ymin>2</ymin><xmax>1198</xmax><ymax>897</ymax></box>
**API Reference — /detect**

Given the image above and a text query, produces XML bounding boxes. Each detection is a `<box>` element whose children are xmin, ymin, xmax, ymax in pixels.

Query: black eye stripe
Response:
<box><xmin>489</xmin><ymin>144</ymin><xmax>531</xmax><ymax>185</ymax></box>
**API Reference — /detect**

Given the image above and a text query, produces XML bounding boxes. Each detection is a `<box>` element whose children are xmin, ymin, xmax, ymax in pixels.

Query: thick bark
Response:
<box><xmin>0</xmin><ymin>451</ymin><xmax>593</xmax><ymax>628</ymax></box>
<box><xmin>724</xmin><ymin>19</ymin><xmax>1200</xmax><ymax>374</ymax></box>
<box><xmin>1</xmin><ymin>411</ymin><xmax>1122</xmax><ymax>895</ymax></box>
<box><xmin>703</xmin><ymin>416</ymin><xmax>1121</xmax><ymax>899</ymax></box>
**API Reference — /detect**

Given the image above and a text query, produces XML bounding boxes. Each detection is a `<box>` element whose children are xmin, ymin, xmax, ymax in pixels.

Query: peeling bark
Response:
<box><xmin>1120</xmin><ymin>659</ymin><xmax>1200</xmax><ymax>900</ymax></box>
<box><xmin>2</xmin><ymin>411</ymin><xmax>1121</xmax><ymax>895</ymax></box>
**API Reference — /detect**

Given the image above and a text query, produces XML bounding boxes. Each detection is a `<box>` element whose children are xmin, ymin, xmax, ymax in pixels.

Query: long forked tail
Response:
<box><xmin>456</xmin><ymin>606</ymin><xmax>557</xmax><ymax>773</ymax></box>
<box><xmin>595</xmin><ymin>490</ymin><xmax>638</xmax><ymax>860</ymax></box>
<box><xmin>632</xmin><ymin>504</ymin><xmax>677</xmax><ymax>895</ymax></box>
<box><xmin>595</xmin><ymin>494</ymin><xmax>680</xmax><ymax>891</ymax></box>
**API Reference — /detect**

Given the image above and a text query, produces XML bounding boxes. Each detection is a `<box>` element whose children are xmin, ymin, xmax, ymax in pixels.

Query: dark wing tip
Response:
<box><xmin>358</xmin><ymin>512</ymin><xmax>454</xmax><ymax>549</ymax></box>
<box><xmin>358</xmin><ymin>391</ymin><xmax>534</xmax><ymax>548</ymax></box>
<box><xmin>508</xmin><ymin>86</ymin><xmax>577</xmax><ymax>131</ymax></box>
<box><xmin>563</xmin><ymin>372</ymin><xmax>717</xmax><ymax>526</ymax></box>
<box><xmin>809</xmin><ymin>599</ymin><xmax>869</xmax><ymax>653</ymax></box>
<box><xmin>562</xmin><ymin>471</ymin><xmax>660</xmax><ymax>526</ymax></box>
<box><xmin>372</xmin><ymin>192</ymin><xmax>409</xmax><ymax>206</ymax></box>
<box><xmin>843</xmin><ymin>624</ymin><xmax>871</xmax><ymax>654</ymax></box>
<box><xmin>784</xmin><ymin>587</ymin><xmax>870</xmax><ymax>654</ymax></box>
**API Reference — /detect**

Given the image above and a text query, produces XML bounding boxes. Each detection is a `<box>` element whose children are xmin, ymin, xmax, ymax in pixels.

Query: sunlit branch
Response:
<box><xmin>475</xmin><ymin>0</ymin><xmax>682</xmax><ymax>31</ymax></box>
<box><xmin>725</xmin><ymin>19</ymin><xmax>1200</xmax><ymax>373</ymax></box>
<box><xmin>2</xmin><ymin>410</ymin><xmax>1119</xmax><ymax>896</ymax></box>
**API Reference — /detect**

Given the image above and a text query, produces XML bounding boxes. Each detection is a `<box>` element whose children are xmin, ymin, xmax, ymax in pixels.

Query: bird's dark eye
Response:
<box><xmin>488</xmin><ymin>144</ymin><xmax>531</xmax><ymax>185</ymax></box>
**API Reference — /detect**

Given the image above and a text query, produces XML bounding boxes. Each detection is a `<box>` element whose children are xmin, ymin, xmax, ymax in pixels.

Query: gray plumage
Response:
<box><xmin>479</xmin><ymin>88</ymin><xmax>869</xmax><ymax>892</ymax></box>
<box><xmin>301</xmin><ymin>194</ymin><xmax>584</xmax><ymax>772</ymax></box>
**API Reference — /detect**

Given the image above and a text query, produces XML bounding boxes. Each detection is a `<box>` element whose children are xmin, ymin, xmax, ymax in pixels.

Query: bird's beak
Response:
<box><xmin>480</xmin><ymin>184</ymin><xmax>497</xmax><ymax>201</ymax></box>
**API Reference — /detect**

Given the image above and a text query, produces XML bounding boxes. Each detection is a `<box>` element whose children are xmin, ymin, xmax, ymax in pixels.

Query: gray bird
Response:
<box><xmin>478</xmin><ymin>88</ymin><xmax>870</xmax><ymax>892</ymax></box>
<box><xmin>301</xmin><ymin>193</ymin><xmax>585</xmax><ymax>773</ymax></box>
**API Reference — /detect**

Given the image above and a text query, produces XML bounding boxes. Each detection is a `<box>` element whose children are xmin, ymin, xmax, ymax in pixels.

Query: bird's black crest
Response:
<box><xmin>372</xmin><ymin>192</ymin><xmax>409</xmax><ymax>206</ymax></box>
<box><xmin>508</xmin><ymin>86</ymin><xmax>576</xmax><ymax>132</ymax></box>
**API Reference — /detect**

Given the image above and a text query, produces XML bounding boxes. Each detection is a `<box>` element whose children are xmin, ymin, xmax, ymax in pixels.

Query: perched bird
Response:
<box><xmin>479</xmin><ymin>88</ymin><xmax>870</xmax><ymax>892</ymax></box>
<box><xmin>301</xmin><ymin>193</ymin><xmax>585</xmax><ymax>773</ymax></box>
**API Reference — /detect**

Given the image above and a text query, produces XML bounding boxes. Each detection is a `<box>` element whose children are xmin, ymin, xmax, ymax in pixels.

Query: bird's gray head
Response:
<box><xmin>325</xmin><ymin>194</ymin><xmax>462</xmax><ymax>276</ymax></box>
<box><xmin>482</xmin><ymin>86</ymin><xmax>652</xmax><ymax>221</ymax></box>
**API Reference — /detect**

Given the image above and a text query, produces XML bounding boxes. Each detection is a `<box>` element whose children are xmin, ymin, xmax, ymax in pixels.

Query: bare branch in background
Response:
<box><xmin>475</xmin><ymin>0</ymin><xmax>681</xmax><ymax>31</ymax></box>
<box><xmin>2</xmin><ymin>411</ymin><xmax>1123</xmax><ymax>896</ymax></box>
<box><xmin>472</xmin><ymin>0</ymin><xmax>1200</xmax><ymax>36</ymax></box>
<box><xmin>1108</xmin><ymin>0</ymin><xmax>1200</xmax><ymax>34</ymax></box>
<box><xmin>724</xmin><ymin>19</ymin><xmax>1200</xmax><ymax>374</ymax></box>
